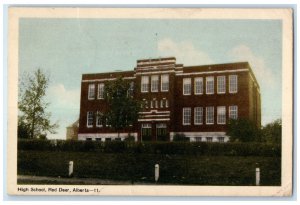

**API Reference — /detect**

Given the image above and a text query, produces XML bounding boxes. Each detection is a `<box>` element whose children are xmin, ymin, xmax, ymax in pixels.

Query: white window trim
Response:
<box><xmin>183</xmin><ymin>78</ymin><xmax>191</xmax><ymax>95</ymax></box>
<box><xmin>141</xmin><ymin>76</ymin><xmax>149</xmax><ymax>93</ymax></box>
<box><xmin>194</xmin><ymin>107</ymin><xmax>203</xmax><ymax>125</ymax></box>
<box><xmin>97</xmin><ymin>83</ymin><xmax>104</xmax><ymax>99</ymax></box>
<box><xmin>183</xmin><ymin>107</ymin><xmax>191</xmax><ymax>125</ymax></box>
<box><xmin>206</xmin><ymin>106</ymin><xmax>214</xmax><ymax>125</ymax></box>
<box><xmin>229</xmin><ymin>105</ymin><xmax>238</xmax><ymax>119</ymax></box>
<box><xmin>217</xmin><ymin>76</ymin><xmax>226</xmax><ymax>94</ymax></box>
<box><xmin>229</xmin><ymin>75</ymin><xmax>238</xmax><ymax>94</ymax></box>
<box><xmin>161</xmin><ymin>74</ymin><xmax>169</xmax><ymax>92</ymax></box>
<box><xmin>194</xmin><ymin>77</ymin><xmax>203</xmax><ymax>95</ymax></box>
<box><xmin>96</xmin><ymin>112</ymin><xmax>103</xmax><ymax>127</ymax></box>
<box><xmin>217</xmin><ymin>106</ymin><xmax>226</xmax><ymax>125</ymax></box>
<box><xmin>151</xmin><ymin>75</ymin><xmax>159</xmax><ymax>92</ymax></box>
<box><xmin>206</xmin><ymin>76</ymin><xmax>214</xmax><ymax>95</ymax></box>
<box><xmin>88</xmin><ymin>84</ymin><xmax>95</xmax><ymax>100</ymax></box>
<box><xmin>165</xmin><ymin>99</ymin><xmax>169</xmax><ymax>108</ymax></box>
<box><xmin>160</xmin><ymin>100</ymin><xmax>164</xmax><ymax>108</ymax></box>
<box><xmin>87</xmin><ymin>111</ymin><xmax>93</xmax><ymax>128</ymax></box>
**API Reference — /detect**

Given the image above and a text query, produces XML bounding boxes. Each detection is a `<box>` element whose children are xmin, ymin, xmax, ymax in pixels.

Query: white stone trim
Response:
<box><xmin>82</xmin><ymin>76</ymin><xmax>136</xmax><ymax>83</ymax></box>
<box><xmin>78</xmin><ymin>133</ymin><xmax>138</xmax><ymax>141</ymax></box>
<box><xmin>143</xmin><ymin>114</ymin><xmax>170</xmax><ymax>117</ymax></box>
<box><xmin>137</xmin><ymin>59</ymin><xmax>176</xmax><ymax>65</ymax></box>
<box><xmin>176</xmin><ymin>68</ymin><xmax>248</xmax><ymax>76</ymax></box>
<box><xmin>136</xmin><ymin>70</ymin><xmax>175</xmax><ymax>75</ymax></box>
<box><xmin>139</xmin><ymin>110</ymin><xmax>170</xmax><ymax>114</ymax></box>
<box><xmin>138</xmin><ymin>118</ymin><xmax>170</xmax><ymax>122</ymax></box>
<box><xmin>169</xmin><ymin>132</ymin><xmax>229</xmax><ymax>142</ymax></box>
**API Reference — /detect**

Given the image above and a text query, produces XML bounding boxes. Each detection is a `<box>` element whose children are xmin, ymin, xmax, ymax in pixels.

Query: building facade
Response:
<box><xmin>78</xmin><ymin>57</ymin><xmax>261</xmax><ymax>142</ymax></box>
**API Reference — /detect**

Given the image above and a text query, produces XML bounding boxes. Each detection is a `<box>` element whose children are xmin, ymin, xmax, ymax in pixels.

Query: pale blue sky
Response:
<box><xmin>19</xmin><ymin>18</ymin><xmax>282</xmax><ymax>139</ymax></box>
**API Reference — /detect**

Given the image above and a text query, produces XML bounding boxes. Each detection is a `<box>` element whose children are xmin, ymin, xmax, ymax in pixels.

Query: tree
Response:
<box><xmin>261</xmin><ymin>119</ymin><xmax>282</xmax><ymax>144</ymax></box>
<box><xmin>227</xmin><ymin>118</ymin><xmax>261</xmax><ymax>142</ymax></box>
<box><xmin>103</xmin><ymin>77</ymin><xmax>141</xmax><ymax>138</ymax></box>
<box><xmin>18</xmin><ymin>69</ymin><xmax>58</xmax><ymax>139</ymax></box>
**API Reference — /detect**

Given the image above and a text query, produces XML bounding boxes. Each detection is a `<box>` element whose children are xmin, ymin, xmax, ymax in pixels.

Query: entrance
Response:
<box><xmin>156</xmin><ymin>123</ymin><xmax>168</xmax><ymax>141</ymax></box>
<box><xmin>141</xmin><ymin>123</ymin><xmax>152</xmax><ymax>141</ymax></box>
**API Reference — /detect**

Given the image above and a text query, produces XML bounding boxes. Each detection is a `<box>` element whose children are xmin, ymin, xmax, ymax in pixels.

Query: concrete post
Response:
<box><xmin>256</xmin><ymin>167</ymin><xmax>260</xmax><ymax>186</ymax></box>
<box><xmin>69</xmin><ymin>161</ymin><xmax>74</xmax><ymax>177</ymax></box>
<box><xmin>155</xmin><ymin>164</ymin><xmax>159</xmax><ymax>182</ymax></box>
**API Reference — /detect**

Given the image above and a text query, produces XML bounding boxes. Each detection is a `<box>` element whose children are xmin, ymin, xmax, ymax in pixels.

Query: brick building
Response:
<box><xmin>78</xmin><ymin>57</ymin><xmax>261</xmax><ymax>142</ymax></box>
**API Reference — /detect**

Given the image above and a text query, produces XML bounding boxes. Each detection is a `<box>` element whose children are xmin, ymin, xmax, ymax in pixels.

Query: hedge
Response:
<box><xmin>18</xmin><ymin>139</ymin><xmax>281</xmax><ymax>157</ymax></box>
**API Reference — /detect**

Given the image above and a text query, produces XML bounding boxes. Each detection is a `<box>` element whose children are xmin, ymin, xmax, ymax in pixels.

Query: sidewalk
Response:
<box><xmin>17</xmin><ymin>175</ymin><xmax>156</xmax><ymax>185</ymax></box>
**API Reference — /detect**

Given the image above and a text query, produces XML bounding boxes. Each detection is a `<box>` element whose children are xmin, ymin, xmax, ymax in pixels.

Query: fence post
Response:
<box><xmin>256</xmin><ymin>167</ymin><xmax>260</xmax><ymax>186</ymax></box>
<box><xmin>69</xmin><ymin>161</ymin><xmax>74</xmax><ymax>177</ymax></box>
<box><xmin>155</xmin><ymin>164</ymin><xmax>159</xmax><ymax>182</ymax></box>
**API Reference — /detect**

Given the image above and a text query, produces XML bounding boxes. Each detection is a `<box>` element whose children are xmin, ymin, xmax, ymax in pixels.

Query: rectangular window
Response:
<box><xmin>206</xmin><ymin>137</ymin><xmax>213</xmax><ymax>142</ymax></box>
<box><xmin>229</xmin><ymin>75</ymin><xmax>238</xmax><ymax>93</ymax></box>
<box><xmin>87</xmin><ymin>111</ymin><xmax>93</xmax><ymax>127</ymax></box>
<box><xmin>206</xmin><ymin>77</ymin><xmax>214</xmax><ymax>94</ymax></box>
<box><xmin>194</xmin><ymin>107</ymin><xmax>203</xmax><ymax>125</ymax></box>
<box><xmin>195</xmin><ymin>137</ymin><xmax>202</xmax><ymax>142</ymax></box>
<box><xmin>217</xmin><ymin>76</ymin><xmax>226</xmax><ymax>94</ymax></box>
<box><xmin>96</xmin><ymin>112</ymin><xmax>103</xmax><ymax>127</ymax></box>
<box><xmin>128</xmin><ymin>82</ymin><xmax>134</xmax><ymax>96</ymax></box>
<box><xmin>98</xmin><ymin>83</ymin><xmax>104</xmax><ymax>99</ymax></box>
<box><xmin>229</xmin><ymin>105</ymin><xmax>238</xmax><ymax>119</ymax></box>
<box><xmin>161</xmin><ymin>74</ymin><xmax>169</xmax><ymax>92</ymax></box>
<box><xmin>206</xmin><ymin>106</ymin><xmax>214</xmax><ymax>124</ymax></box>
<box><xmin>194</xmin><ymin>77</ymin><xmax>203</xmax><ymax>95</ymax></box>
<box><xmin>183</xmin><ymin>107</ymin><xmax>191</xmax><ymax>125</ymax></box>
<box><xmin>183</xmin><ymin>78</ymin><xmax>191</xmax><ymax>95</ymax></box>
<box><xmin>88</xmin><ymin>84</ymin><xmax>95</xmax><ymax>99</ymax></box>
<box><xmin>218</xmin><ymin>137</ymin><xmax>225</xmax><ymax>143</ymax></box>
<box><xmin>151</xmin><ymin>75</ymin><xmax>159</xmax><ymax>92</ymax></box>
<box><xmin>141</xmin><ymin>76</ymin><xmax>149</xmax><ymax>92</ymax></box>
<box><xmin>217</xmin><ymin>106</ymin><xmax>226</xmax><ymax>124</ymax></box>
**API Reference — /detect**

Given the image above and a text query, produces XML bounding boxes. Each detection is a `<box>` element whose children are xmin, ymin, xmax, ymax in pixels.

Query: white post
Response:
<box><xmin>256</xmin><ymin>167</ymin><xmax>260</xmax><ymax>186</ymax></box>
<box><xmin>69</xmin><ymin>161</ymin><xmax>74</xmax><ymax>177</ymax></box>
<box><xmin>155</xmin><ymin>164</ymin><xmax>159</xmax><ymax>182</ymax></box>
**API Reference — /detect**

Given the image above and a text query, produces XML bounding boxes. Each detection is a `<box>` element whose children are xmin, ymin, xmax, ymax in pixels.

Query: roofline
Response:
<box><xmin>82</xmin><ymin>69</ymin><xmax>134</xmax><ymax>76</ymax></box>
<box><xmin>183</xmin><ymin>61</ymin><xmax>249</xmax><ymax>69</ymax></box>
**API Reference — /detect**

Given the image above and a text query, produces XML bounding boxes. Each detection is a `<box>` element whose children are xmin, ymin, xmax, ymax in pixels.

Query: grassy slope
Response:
<box><xmin>18</xmin><ymin>150</ymin><xmax>281</xmax><ymax>185</ymax></box>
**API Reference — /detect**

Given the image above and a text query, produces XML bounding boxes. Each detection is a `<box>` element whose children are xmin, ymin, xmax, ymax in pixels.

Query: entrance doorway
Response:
<box><xmin>141</xmin><ymin>123</ymin><xmax>152</xmax><ymax>141</ymax></box>
<box><xmin>156</xmin><ymin>123</ymin><xmax>168</xmax><ymax>141</ymax></box>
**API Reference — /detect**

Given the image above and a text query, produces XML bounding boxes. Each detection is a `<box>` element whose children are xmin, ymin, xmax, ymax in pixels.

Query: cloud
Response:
<box><xmin>158</xmin><ymin>38</ymin><xmax>214</xmax><ymax>66</ymax></box>
<box><xmin>227</xmin><ymin>45</ymin><xmax>276</xmax><ymax>86</ymax></box>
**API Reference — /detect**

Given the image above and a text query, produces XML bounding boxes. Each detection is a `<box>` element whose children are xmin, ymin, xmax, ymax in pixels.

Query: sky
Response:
<box><xmin>19</xmin><ymin>18</ymin><xmax>282</xmax><ymax>140</ymax></box>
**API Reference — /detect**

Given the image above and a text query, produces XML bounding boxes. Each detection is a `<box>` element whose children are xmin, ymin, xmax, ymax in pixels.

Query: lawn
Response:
<box><xmin>18</xmin><ymin>150</ymin><xmax>281</xmax><ymax>185</ymax></box>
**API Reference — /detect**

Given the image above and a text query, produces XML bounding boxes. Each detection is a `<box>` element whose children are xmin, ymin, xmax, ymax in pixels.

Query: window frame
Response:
<box><xmin>141</xmin><ymin>76</ymin><xmax>149</xmax><ymax>93</ymax></box>
<box><xmin>183</xmin><ymin>107</ymin><xmax>191</xmax><ymax>125</ymax></box>
<box><xmin>87</xmin><ymin>111</ymin><xmax>94</xmax><ymax>128</ymax></box>
<box><xmin>217</xmin><ymin>106</ymin><xmax>226</xmax><ymax>124</ymax></box>
<box><xmin>183</xmin><ymin>78</ymin><xmax>192</xmax><ymax>95</ymax></box>
<box><xmin>194</xmin><ymin>107</ymin><xmax>203</xmax><ymax>125</ymax></box>
<box><xmin>194</xmin><ymin>77</ymin><xmax>203</xmax><ymax>95</ymax></box>
<box><xmin>96</xmin><ymin>112</ymin><xmax>103</xmax><ymax>127</ymax></box>
<box><xmin>229</xmin><ymin>105</ymin><xmax>238</xmax><ymax>119</ymax></box>
<box><xmin>217</xmin><ymin>76</ymin><xmax>226</xmax><ymax>94</ymax></box>
<box><xmin>206</xmin><ymin>76</ymin><xmax>214</xmax><ymax>95</ymax></box>
<box><xmin>229</xmin><ymin>75</ymin><xmax>238</xmax><ymax>93</ymax></box>
<box><xmin>97</xmin><ymin>83</ymin><xmax>104</xmax><ymax>99</ymax></box>
<box><xmin>151</xmin><ymin>75</ymin><xmax>159</xmax><ymax>92</ymax></box>
<box><xmin>206</xmin><ymin>106</ymin><xmax>214</xmax><ymax>125</ymax></box>
<box><xmin>161</xmin><ymin>74</ymin><xmax>169</xmax><ymax>92</ymax></box>
<box><xmin>88</xmin><ymin>84</ymin><xmax>95</xmax><ymax>100</ymax></box>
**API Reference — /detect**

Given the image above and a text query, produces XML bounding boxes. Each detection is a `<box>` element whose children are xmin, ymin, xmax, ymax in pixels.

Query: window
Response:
<box><xmin>155</xmin><ymin>100</ymin><xmax>158</xmax><ymax>108</ymax></box>
<box><xmin>160</xmin><ymin>100</ymin><xmax>164</xmax><ymax>108</ymax></box>
<box><xmin>98</xmin><ymin>83</ymin><xmax>104</xmax><ymax>99</ymax></box>
<box><xmin>96</xmin><ymin>112</ymin><xmax>103</xmax><ymax>127</ymax></box>
<box><xmin>128</xmin><ymin>82</ymin><xmax>134</xmax><ymax>96</ymax></box>
<box><xmin>88</xmin><ymin>84</ymin><xmax>95</xmax><ymax>99</ymax></box>
<box><xmin>87</xmin><ymin>111</ymin><xmax>93</xmax><ymax>127</ymax></box>
<box><xmin>218</xmin><ymin>137</ymin><xmax>225</xmax><ymax>143</ymax></box>
<box><xmin>105</xmin><ymin>138</ymin><xmax>111</xmax><ymax>142</ymax></box>
<box><xmin>194</xmin><ymin>107</ymin><xmax>203</xmax><ymax>125</ymax></box>
<box><xmin>96</xmin><ymin>138</ymin><xmax>102</xmax><ymax>141</ymax></box>
<box><xmin>194</xmin><ymin>77</ymin><xmax>203</xmax><ymax>95</ymax></box>
<box><xmin>217</xmin><ymin>76</ymin><xmax>226</xmax><ymax>94</ymax></box>
<box><xmin>161</xmin><ymin>74</ymin><xmax>169</xmax><ymax>92</ymax></box>
<box><xmin>86</xmin><ymin>138</ymin><xmax>92</xmax><ymax>141</ymax></box>
<box><xmin>183</xmin><ymin>108</ymin><xmax>191</xmax><ymax>125</ymax></box>
<box><xmin>229</xmin><ymin>106</ymin><xmax>238</xmax><ymax>119</ymax></box>
<box><xmin>217</xmin><ymin>106</ymin><xmax>226</xmax><ymax>124</ymax></box>
<box><xmin>141</xmin><ymin>124</ymin><xmax>152</xmax><ymax>141</ymax></box>
<box><xmin>165</xmin><ymin>99</ymin><xmax>169</xmax><ymax>108</ymax></box>
<box><xmin>229</xmin><ymin>75</ymin><xmax>238</xmax><ymax>93</ymax></box>
<box><xmin>195</xmin><ymin>137</ymin><xmax>202</xmax><ymax>142</ymax></box>
<box><xmin>183</xmin><ymin>78</ymin><xmax>191</xmax><ymax>95</ymax></box>
<box><xmin>151</xmin><ymin>75</ymin><xmax>159</xmax><ymax>92</ymax></box>
<box><xmin>206</xmin><ymin>77</ymin><xmax>214</xmax><ymax>94</ymax></box>
<box><xmin>141</xmin><ymin>76</ymin><xmax>149</xmax><ymax>92</ymax></box>
<box><xmin>206</xmin><ymin>107</ymin><xmax>214</xmax><ymax>124</ymax></box>
<box><xmin>206</xmin><ymin>137</ymin><xmax>213</xmax><ymax>142</ymax></box>
<box><xmin>150</xmin><ymin>100</ymin><xmax>153</xmax><ymax>108</ymax></box>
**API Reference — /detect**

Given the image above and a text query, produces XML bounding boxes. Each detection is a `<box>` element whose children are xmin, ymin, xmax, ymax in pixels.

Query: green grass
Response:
<box><xmin>18</xmin><ymin>150</ymin><xmax>281</xmax><ymax>186</ymax></box>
